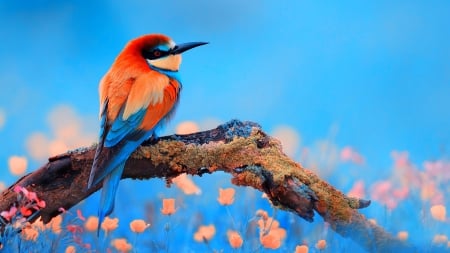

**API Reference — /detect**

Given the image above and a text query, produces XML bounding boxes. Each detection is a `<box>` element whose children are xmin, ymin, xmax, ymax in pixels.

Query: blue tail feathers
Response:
<box><xmin>96</xmin><ymin>161</ymin><xmax>126</xmax><ymax>236</ymax></box>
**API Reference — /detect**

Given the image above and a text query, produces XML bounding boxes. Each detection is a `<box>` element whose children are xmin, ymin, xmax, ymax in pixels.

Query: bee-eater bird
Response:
<box><xmin>87</xmin><ymin>34</ymin><xmax>207</xmax><ymax>234</ymax></box>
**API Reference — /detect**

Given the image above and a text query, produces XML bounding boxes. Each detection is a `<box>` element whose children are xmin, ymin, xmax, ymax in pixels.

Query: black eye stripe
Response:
<box><xmin>142</xmin><ymin>48</ymin><xmax>170</xmax><ymax>60</ymax></box>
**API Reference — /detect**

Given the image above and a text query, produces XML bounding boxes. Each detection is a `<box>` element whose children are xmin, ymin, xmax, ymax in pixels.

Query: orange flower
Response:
<box><xmin>227</xmin><ymin>230</ymin><xmax>243</xmax><ymax>248</ymax></box>
<box><xmin>84</xmin><ymin>216</ymin><xmax>99</xmax><ymax>232</ymax></box>
<box><xmin>430</xmin><ymin>204</ymin><xmax>446</xmax><ymax>221</ymax></box>
<box><xmin>172</xmin><ymin>173</ymin><xmax>201</xmax><ymax>195</ymax></box>
<box><xmin>432</xmin><ymin>234</ymin><xmax>448</xmax><ymax>244</ymax></box>
<box><xmin>50</xmin><ymin>215</ymin><xmax>62</xmax><ymax>234</ymax></box>
<box><xmin>161</xmin><ymin>198</ymin><xmax>176</xmax><ymax>215</ymax></box>
<box><xmin>258</xmin><ymin>217</ymin><xmax>280</xmax><ymax>232</ymax></box>
<box><xmin>111</xmin><ymin>238</ymin><xmax>132</xmax><ymax>253</ymax></box>
<box><xmin>130</xmin><ymin>219</ymin><xmax>149</xmax><ymax>233</ymax></box>
<box><xmin>217</xmin><ymin>188</ymin><xmax>235</xmax><ymax>206</ymax></box>
<box><xmin>21</xmin><ymin>226</ymin><xmax>39</xmax><ymax>241</ymax></box>
<box><xmin>193</xmin><ymin>224</ymin><xmax>216</xmax><ymax>242</ymax></box>
<box><xmin>175</xmin><ymin>121</ymin><xmax>200</xmax><ymax>134</ymax></box>
<box><xmin>101</xmin><ymin>217</ymin><xmax>119</xmax><ymax>233</ymax></box>
<box><xmin>257</xmin><ymin>216</ymin><xmax>286</xmax><ymax>249</ymax></box>
<box><xmin>315</xmin><ymin>239</ymin><xmax>327</xmax><ymax>250</ymax></box>
<box><xmin>397</xmin><ymin>231</ymin><xmax>408</xmax><ymax>241</ymax></box>
<box><xmin>33</xmin><ymin>217</ymin><xmax>46</xmax><ymax>231</ymax></box>
<box><xmin>65</xmin><ymin>245</ymin><xmax>76</xmax><ymax>253</ymax></box>
<box><xmin>260</xmin><ymin>232</ymin><xmax>281</xmax><ymax>249</ymax></box>
<box><xmin>8</xmin><ymin>156</ymin><xmax>28</xmax><ymax>176</ymax></box>
<box><xmin>295</xmin><ymin>245</ymin><xmax>309</xmax><ymax>253</ymax></box>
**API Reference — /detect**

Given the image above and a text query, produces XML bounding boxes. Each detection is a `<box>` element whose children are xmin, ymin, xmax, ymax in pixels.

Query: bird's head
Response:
<box><xmin>128</xmin><ymin>34</ymin><xmax>207</xmax><ymax>72</ymax></box>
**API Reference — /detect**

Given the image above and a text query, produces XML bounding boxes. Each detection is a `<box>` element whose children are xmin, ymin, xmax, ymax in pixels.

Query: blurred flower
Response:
<box><xmin>391</xmin><ymin>151</ymin><xmax>410</xmax><ymax>168</ymax></box>
<box><xmin>50</xmin><ymin>215</ymin><xmax>62</xmax><ymax>234</ymax></box>
<box><xmin>340</xmin><ymin>146</ymin><xmax>365</xmax><ymax>165</ymax></box>
<box><xmin>111</xmin><ymin>238</ymin><xmax>132</xmax><ymax>253</ymax></box>
<box><xmin>368</xmin><ymin>219</ymin><xmax>377</xmax><ymax>225</ymax></box>
<box><xmin>227</xmin><ymin>230</ymin><xmax>243</xmax><ymax>248</ymax></box>
<box><xmin>257</xmin><ymin>217</ymin><xmax>286</xmax><ymax>249</ymax></box>
<box><xmin>217</xmin><ymin>188</ymin><xmax>235</xmax><ymax>206</ymax></box>
<box><xmin>26</xmin><ymin>105</ymin><xmax>97</xmax><ymax>161</ymax></box>
<box><xmin>8</xmin><ymin>156</ymin><xmax>28</xmax><ymax>176</ymax></box>
<box><xmin>101</xmin><ymin>217</ymin><xmax>119</xmax><ymax>233</ymax></box>
<box><xmin>432</xmin><ymin>234</ymin><xmax>448</xmax><ymax>244</ymax></box>
<box><xmin>397</xmin><ymin>231</ymin><xmax>408</xmax><ymax>241</ymax></box>
<box><xmin>20</xmin><ymin>206</ymin><xmax>32</xmax><ymax>216</ymax></box>
<box><xmin>347</xmin><ymin>180</ymin><xmax>365</xmax><ymax>199</ymax></box>
<box><xmin>176</xmin><ymin>121</ymin><xmax>200</xmax><ymax>134</ymax></box>
<box><xmin>49</xmin><ymin>140</ymin><xmax>68</xmax><ymax>157</ymax></box>
<box><xmin>161</xmin><ymin>198</ymin><xmax>176</xmax><ymax>215</ymax></box>
<box><xmin>21</xmin><ymin>226</ymin><xmax>39</xmax><ymax>241</ymax></box>
<box><xmin>67</xmin><ymin>224</ymin><xmax>83</xmax><ymax>234</ymax></box>
<box><xmin>258</xmin><ymin>217</ymin><xmax>280</xmax><ymax>232</ymax></box>
<box><xmin>260</xmin><ymin>232</ymin><xmax>282</xmax><ymax>249</ymax></box>
<box><xmin>423</xmin><ymin>160</ymin><xmax>450</xmax><ymax>181</ymax></box>
<box><xmin>430</xmin><ymin>204</ymin><xmax>446</xmax><ymax>222</ymax></box>
<box><xmin>392</xmin><ymin>186</ymin><xmax>409</xmax><ymax>199</ymax></box>
<box><xmin>14</xmin><ymin>186</ymin><xmax>46</xmax><ymax>208</ymax></box>
<box><xmin>32</xmin><ymin>218</ymin><xmax>46</xmax><ymax>231</ymax></box>
<box><xmin>295</xmin><ymin>245</ymin><xmax>309</xmax><ymax>253</ymax></box>
<box><xmin>0</xmin><ymin>206</ymin><xmax>17</xmax><ymax>221</ymax></box>
<box><xmin>172</xmin><ymin>173</ymin><xmax>201</xmax><ymax>195</ymax></box>
<box><xmin>65</xmin><ymin>245</ymin><xmax>76</xmax><ymax>253</ymax></box>
<box><xmin>315</xmin><ymin>239</ymin><xmax>326</xmax><ymax>250</ymax></box>
<box><xmin>370</xmin><ymin>180</ymin><xmax>408</xmax><ymax>210</ymax></box>
<box><xmin>76</xmin><ymin>209</ymin><xmax>86</xmax><ymax>221</ymax></box>
<box><xmin>420</xmin><ymin>181</ymin><xmax>441</xmax><ymax>203</ymax></box>
<box><xmin>272</xmin><ymin>125</ymin><xmax>301</xmax><ymax>157</ymax></box>
<box><xmin>130</xmin><ymin>219</ymin><xmax>150</xmax><ymax>233</ymax></box>
<box><xmin>84</xmin><ymin>216</ymin><xmax>99</xmax><ymax>232</ymax></box>
<box><xmin>194</xmin><ymin>224</ymin><xmax>216</xmax><ymax>242</ymax></box>
<box><xmin>340</xmin><ymin>146</ymin><xmax>353</xmax><ymax>161</ymax></box>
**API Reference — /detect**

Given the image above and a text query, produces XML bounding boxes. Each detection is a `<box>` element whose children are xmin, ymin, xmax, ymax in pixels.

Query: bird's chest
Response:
<box><xmin>139</xmin><ymin>78</ymin><xmax>181</xmax><ymax>130</ymax></box>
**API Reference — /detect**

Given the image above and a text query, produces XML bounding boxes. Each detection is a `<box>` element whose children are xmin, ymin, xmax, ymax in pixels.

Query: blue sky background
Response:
<box><xmin>1</xmin><ymin>1</ymin><xmax>449</xmax><ymax>176</ymax></box>
<box><xmin>0</xmin><ymin>1</ymin><xmax>449</xmax><ymax>251</ymax></box>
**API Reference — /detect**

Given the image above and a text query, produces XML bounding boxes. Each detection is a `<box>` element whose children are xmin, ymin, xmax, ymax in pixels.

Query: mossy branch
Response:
<box><xmin>0</xmin><ymin>120</ymin><xmax>414</xmax><ymax>252</ymax></box>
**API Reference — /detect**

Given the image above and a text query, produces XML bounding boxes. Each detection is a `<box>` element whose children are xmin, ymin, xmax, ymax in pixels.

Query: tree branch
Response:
<box><xmin>0</xmin><ymin>120</ymin><xmax>413</xmax><ymax>252</ymax></box>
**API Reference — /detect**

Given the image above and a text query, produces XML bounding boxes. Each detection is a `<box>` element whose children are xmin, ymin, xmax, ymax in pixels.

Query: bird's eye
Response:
<box><xmin>142</xmin><ymin>48</ymin><xmax>168</xmax><ymax>60</ymax></box>
<box><xmin>153</xmin><ymin>50</ymin><xmax>161</xmax><ymax>57</ymax></box>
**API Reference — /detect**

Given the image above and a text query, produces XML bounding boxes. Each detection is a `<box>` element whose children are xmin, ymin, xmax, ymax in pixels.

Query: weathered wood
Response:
<box><xmin>0</xmin><ymin>120</ymin><xmax>414</xmax><ymax>252</ymax></box>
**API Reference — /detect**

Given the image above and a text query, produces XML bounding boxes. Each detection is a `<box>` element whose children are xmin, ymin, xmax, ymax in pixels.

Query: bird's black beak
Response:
<box><xmin>170</xmin><ymin>42</ymin><xmax>208</xmax><ymax>55</ymax></box>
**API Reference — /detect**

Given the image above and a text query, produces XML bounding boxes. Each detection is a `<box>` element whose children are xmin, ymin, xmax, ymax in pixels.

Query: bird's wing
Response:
<box><xmin>87</xmin><ymin>73</ymin><xmax>180</xmax><ymax>188</ymax></box>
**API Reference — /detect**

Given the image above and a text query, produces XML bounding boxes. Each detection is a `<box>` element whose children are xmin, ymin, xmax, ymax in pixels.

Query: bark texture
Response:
<box><xmin>0</xmin><ymin>120</ymin><xmax>415</xmax><ymax>252</ymax></box>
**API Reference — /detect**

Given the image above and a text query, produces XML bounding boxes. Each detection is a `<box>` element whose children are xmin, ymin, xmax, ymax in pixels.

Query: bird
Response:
<box><xmin>86</xmin><ymin>34</ymin><xmax>207</xmax><ymax>235</ymax></box>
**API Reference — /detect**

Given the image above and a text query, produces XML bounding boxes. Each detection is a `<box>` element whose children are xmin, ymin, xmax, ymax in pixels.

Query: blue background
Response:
<box><xmin>0</xmin><ymin>1</ymin><xmax>449</xmax><ymax>252</ymax></box>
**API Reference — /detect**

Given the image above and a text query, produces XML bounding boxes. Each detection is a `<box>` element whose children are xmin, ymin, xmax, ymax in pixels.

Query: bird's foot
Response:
<box><xmin>144</xmin><ymin>133</ymin><xmax>160</xmax><ymax>145</ymax></box>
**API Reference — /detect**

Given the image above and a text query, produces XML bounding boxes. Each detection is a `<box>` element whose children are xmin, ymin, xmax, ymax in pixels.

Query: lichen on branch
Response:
<box><xmin>0</xmin><ymin>120</ymin><xmax>413</xmax><ymax>252</ymax></box>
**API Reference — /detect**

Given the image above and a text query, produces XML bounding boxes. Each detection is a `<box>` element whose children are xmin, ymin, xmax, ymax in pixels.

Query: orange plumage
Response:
<box><xmin>87</xmin><ymin>34</ymin><xmax>206</xmax><ymax>235</ymax></box>
<box><xmin>100</xmin><ymin>34</ymin><xmax>179</xmax><ymax>125</ymax></box>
